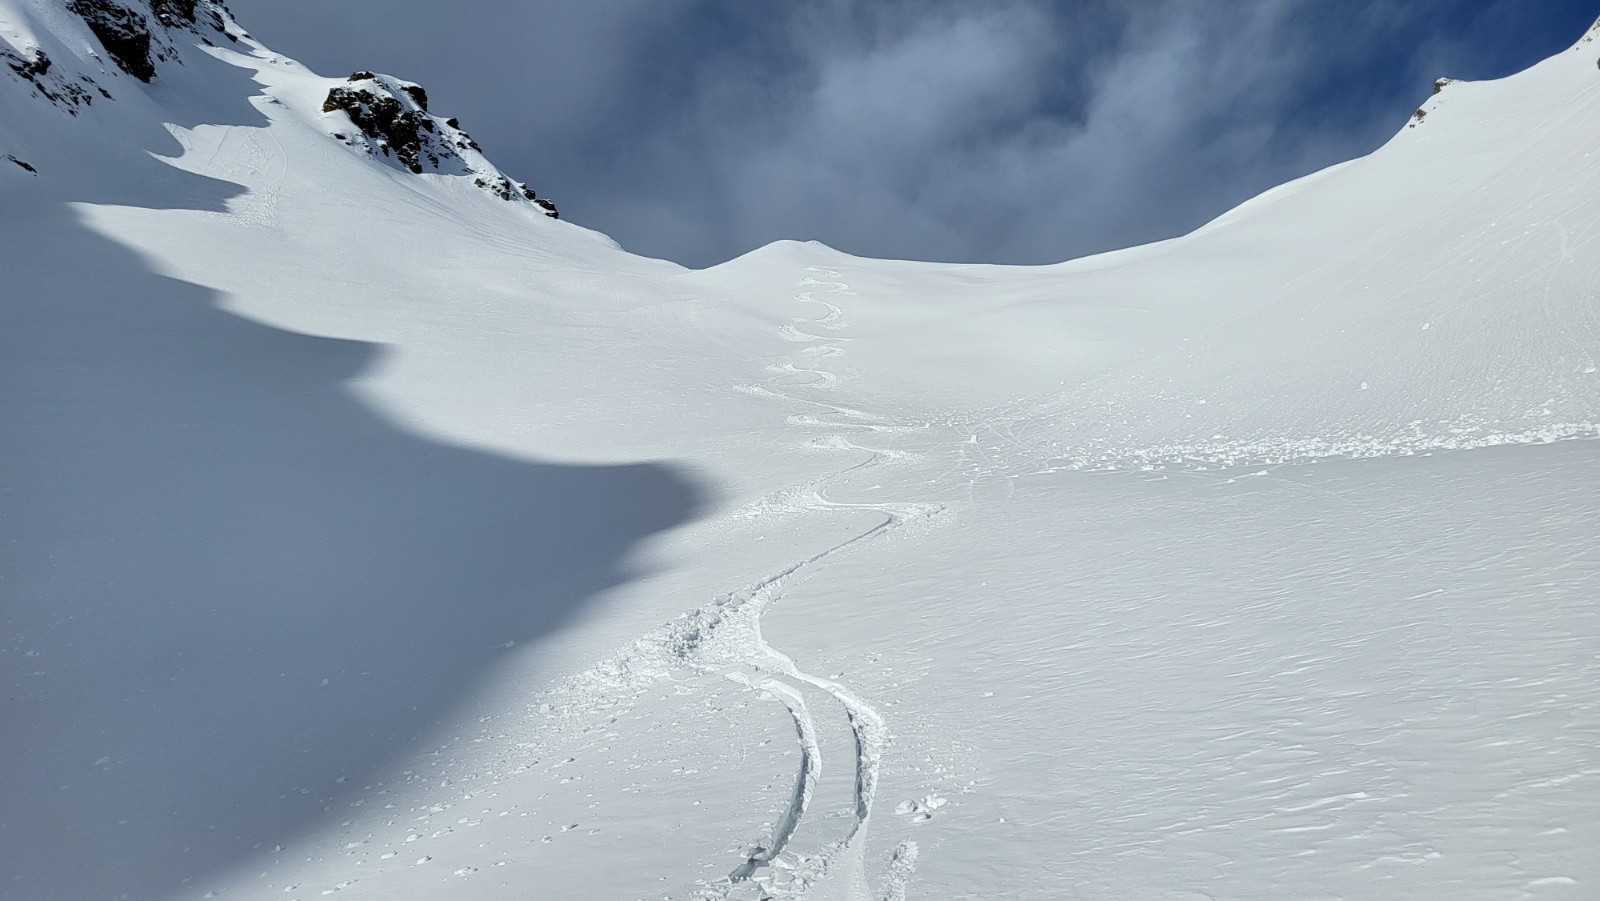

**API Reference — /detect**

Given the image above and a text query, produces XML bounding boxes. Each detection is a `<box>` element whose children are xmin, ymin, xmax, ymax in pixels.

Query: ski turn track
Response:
<box><xmin>564</xmin><ymin>269</ymin><xmax>940</xmax><ymax>900</ymax></box>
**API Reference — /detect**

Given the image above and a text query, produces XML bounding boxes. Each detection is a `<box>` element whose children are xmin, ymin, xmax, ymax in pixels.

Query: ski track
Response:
<box><xmin>707</xmin><ymin>268</ymin><xmax>934</xmax><ymax>899</ymax></box>
<box><xmin>564</xmin><ymin>268</ymin><xmax>937</xmax><ymax>900</ymax></box>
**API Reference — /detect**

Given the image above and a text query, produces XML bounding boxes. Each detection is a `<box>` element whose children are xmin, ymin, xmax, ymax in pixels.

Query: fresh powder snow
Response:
<box><xmin>2</xmin><ymin>2</ymin><xmax>1597</xmax><ymax>899</ymax></box>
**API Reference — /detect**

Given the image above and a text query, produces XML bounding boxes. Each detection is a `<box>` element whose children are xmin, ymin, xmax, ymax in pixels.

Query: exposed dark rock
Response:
<box><xmin>3</xmin><ymin>47</ymin><xmax>98</xmax><ymax>113</ymax></box>
<box><xmin>474</xmin><ymin>175</ymin><xmax>517</xmax><ymax>200</ymax></box>
<box><xmin>5</xmin><ymin>155</ymin><xmax>39</xmax><ymax>174</ymax></box>
<box><xmin>149</xmin><ymin>0</ymin><xmax>197</xmax><ymax>26</ymax></box>
<box><xmin>1409</xmin><ymin>107</ymin><xmax>1427</xmax><ymax>127</ymax></box>
<box><xmin>320</xmin><ymin>72</ymin><xmax>557</xmax><ymax>216</ymax></box>
<box><xmin>68</xmin><ymin>0</ymin><xmax>231</xmax><ymax>82</ymax></box>
<box><xmin>69</xmin><ymin>0</ymin><xmax>158</xmax><ymax>81</ymax></box>
<box><xmin>399</xmin><ymin>83</ymin><xmax>427</xmax><ymax>111</ymax></box>
<box><xmin>1432</xmin><ymin>78</ymin><xmax>1456</xmax><ymax>95</ymax></box>
<box><xmin>164</xmin><ymin>0</ymin><xmax>235</xmax><ymax>35</ymax></box>
<box><xmin>469</xmin><ymin>175</ymin><xmax>549</xmax><ymax>214</ymax></box>
<box><xmin>5</xmin><ymin>46</ymin><xmax>50</xmax><ymax>80</ymax></box>
<box><xmin>322</xmin><ymin>82</ymin><xmax>438</xmax><ymax>174</ymax></box>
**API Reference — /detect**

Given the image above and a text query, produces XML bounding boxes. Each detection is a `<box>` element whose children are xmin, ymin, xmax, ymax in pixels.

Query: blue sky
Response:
<box><xmin>230</xmin><ymin>1</ymin><xmax>1599</xmax><ymax>267</ymax></box>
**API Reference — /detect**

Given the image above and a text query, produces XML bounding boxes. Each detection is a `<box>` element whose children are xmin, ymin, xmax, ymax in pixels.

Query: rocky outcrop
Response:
<box><xmin>3</xmin><ymin>46</ymin><xmax>105</xmax><ymax>113</ymax></box>
<box><xmin>322</xmin><ymin>75</ymin><xmax>446</xmax><ymax>175</ymax></box>
<box><xmin>322</xmin><ymin>72</ymin><xmax>557</xmax><ymax>216</ymax></box>
<box><xmin>149</xmin><ymin>0</ymin><xmax>199</xmax><ymax>27</ymax></box>
<box><xmin>7</xmin><ymin>3</ymin><xmax>559</xmax><ymax>219</ymax></box>
<box><xmin>69</xmin><ymin>0</ymin><xmax>163</xmax><ymax>81</ymax></box>
<box><xmin>67</xmin><ymin>0</ymin><xmax>232</xmax><ymax>83</ymax></box>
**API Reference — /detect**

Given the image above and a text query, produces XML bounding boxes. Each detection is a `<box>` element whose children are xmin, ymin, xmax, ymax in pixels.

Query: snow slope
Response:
<box><xmin>2</xmin><ymin>2</ymin><xmax>1597</xmax><ymax>899</ymax></box>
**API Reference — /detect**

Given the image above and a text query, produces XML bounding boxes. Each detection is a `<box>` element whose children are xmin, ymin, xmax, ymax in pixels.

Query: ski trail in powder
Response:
<box><xmin>708</xmin><ymin>267</ymin><xmax>936</xmax><ymax>900</ymax></box>
<box><xmin>563</xmin><ymin>268</ymin><xmax>937</xmax><ymax>900</ymax></box>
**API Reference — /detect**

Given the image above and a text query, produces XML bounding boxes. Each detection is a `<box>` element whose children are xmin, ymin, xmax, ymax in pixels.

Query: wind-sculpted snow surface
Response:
<box><xmin>3</xmin><ymin>0</ymin><xmax>1599</xmax><ymax>898</ymax></box>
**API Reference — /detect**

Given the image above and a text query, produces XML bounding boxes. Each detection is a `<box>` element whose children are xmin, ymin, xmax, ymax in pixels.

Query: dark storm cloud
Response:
<box><xmin>228</xmin><ymin>0</ymin><xmax>1599</xmax><ymax>267</ymax></box>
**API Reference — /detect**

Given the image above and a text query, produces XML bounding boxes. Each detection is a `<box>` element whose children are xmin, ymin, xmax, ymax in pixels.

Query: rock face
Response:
<box><xmin>322</xmin><ymin>75</ymin><xmax>448</xmax><ymax>176</ymax></box>
<box><xmin>70</xmin><ymin>0</ymin><xmax>160</xmax><ymax>81</ymax></box>
<box><xmin>321</xmin><ymin>72</ymin><xmax>557</xmax><ymax>216</ymax></box>
<box><xmin>66</xmin><ymin>0</ymin><xmax>231</xmax><ymax>83</ymax></box>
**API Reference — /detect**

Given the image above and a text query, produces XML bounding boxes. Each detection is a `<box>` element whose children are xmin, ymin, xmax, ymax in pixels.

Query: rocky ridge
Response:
<box><xmin>2</xmin><ymin>1</ymin><xmax>556</xmax><ymax>213</ymax></box>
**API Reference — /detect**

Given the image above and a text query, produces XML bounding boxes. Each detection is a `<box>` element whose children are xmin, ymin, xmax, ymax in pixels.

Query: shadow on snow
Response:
<box><xmin>0</xmin><ymin>78</ymin><xmax>702</xmax><ymax>899</ymax></box>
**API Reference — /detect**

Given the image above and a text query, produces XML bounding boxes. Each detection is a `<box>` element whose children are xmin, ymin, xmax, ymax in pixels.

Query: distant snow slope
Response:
<box><xmin>3</xmin><ymin>2</ymin><xmax>1597</xmax><ymax>899</ymax></box>
<box><xmin>694</xmin><ymin>39</ymin><xmax>1600</xmax><ymax>469</ymax></box>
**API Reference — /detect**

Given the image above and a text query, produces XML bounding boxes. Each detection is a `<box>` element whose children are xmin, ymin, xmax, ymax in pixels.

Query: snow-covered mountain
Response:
<box><xmin>1</xmin><ymin>0</ymin><xmax>555</xmax><ymax>210</ymax></box>
<box><xmin>3</xmin><ymin>2</ymin><xmax>1597</xmax><ymax>900</ymax></box>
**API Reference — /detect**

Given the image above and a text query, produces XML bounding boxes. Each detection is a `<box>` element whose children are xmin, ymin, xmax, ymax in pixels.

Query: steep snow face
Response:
<box><xmin>3</xmin><ymin>2</ymin><xmax>1598</xmax><ymax>901</ymax></box>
